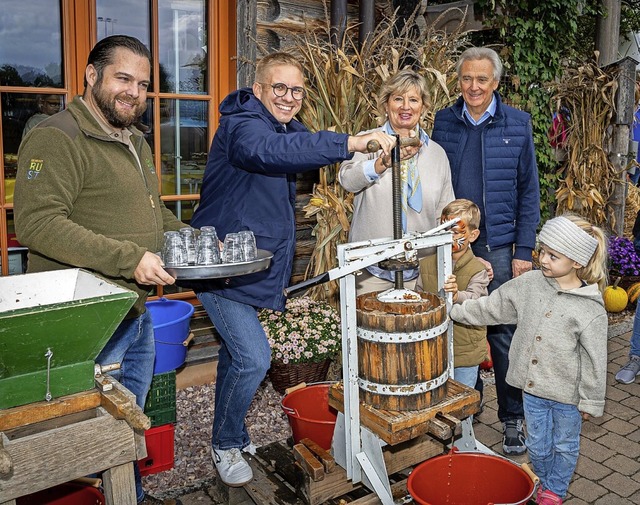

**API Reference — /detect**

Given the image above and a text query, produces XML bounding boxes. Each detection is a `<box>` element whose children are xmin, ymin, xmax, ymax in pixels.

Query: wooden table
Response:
<box><xmin>0</xmin><ymin>378</ymin><xmax>148</xmax><ymax>505</ymax></box>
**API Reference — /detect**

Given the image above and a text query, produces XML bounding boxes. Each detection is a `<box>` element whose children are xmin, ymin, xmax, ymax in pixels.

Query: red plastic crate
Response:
<box><xmin>138</xmin><ymin>423</ymin><xmax>175</xmax><ymax>476</ymax></box>
<box><xmin>17</xmin><ymin>482</ymin><xmax>104</xmax><ymax>505</ymax></box>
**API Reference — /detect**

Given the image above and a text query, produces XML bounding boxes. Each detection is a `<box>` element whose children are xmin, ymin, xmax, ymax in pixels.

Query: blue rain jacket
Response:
<box><xmin>431</xmin><ymin>92</ymin><xmax>540</xmax><ymax>261</ymax></box>
<box><xmin>191</xmin><ymin>88</ymin><xmax>353</xmax><ymax>311</ymax></box>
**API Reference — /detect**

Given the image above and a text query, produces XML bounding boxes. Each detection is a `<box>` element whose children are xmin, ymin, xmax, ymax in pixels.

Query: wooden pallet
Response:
<box><xmin>219</xmin><ymin>436</ymin><xmax>538</xmax><ymax>505</ymax></box>
<box><xmin>329</xmin><ymin>379</ymin><xmax>480</xmax><ymax>445</ymax></box>
<box><xmin>217</xmin><ymin>437</ymin><xmax>444</xmax><ymax>505</ymax></box>
<box><xmin>212</xmin><ymin>380</ymin><xmax>479</xmax><ymax>504</ymax></box>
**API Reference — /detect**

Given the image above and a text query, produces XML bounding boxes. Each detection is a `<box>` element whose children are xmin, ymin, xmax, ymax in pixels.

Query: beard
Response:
<box><xmin>92</xmin><ymin>79</ymin><xmax>147</xmax><ymax>128</ymax></box>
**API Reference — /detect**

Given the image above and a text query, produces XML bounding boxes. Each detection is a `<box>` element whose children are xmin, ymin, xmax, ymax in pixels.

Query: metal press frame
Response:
<box><xmin>321</xmin><ymin>226</ymin><xmax>479</xmax><ymax>505</ymax></box>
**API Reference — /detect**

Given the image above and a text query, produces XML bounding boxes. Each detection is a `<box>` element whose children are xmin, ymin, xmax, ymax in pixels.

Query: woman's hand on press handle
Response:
<box><xmin>375</xmin><ymin>143</ymin><xmax>421</xmax><ymax>174</ymax></box>
<box><xmin>348</xmin><ymin>131</ymin><xmax>396</xmax><ymax>156</ymax></box>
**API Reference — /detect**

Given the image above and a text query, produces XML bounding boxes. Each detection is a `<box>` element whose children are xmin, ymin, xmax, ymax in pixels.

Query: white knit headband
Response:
<box><xmin>538</xmin><ymin>216</ymin><xmax>598</xmax><ymax>267</ymax></box>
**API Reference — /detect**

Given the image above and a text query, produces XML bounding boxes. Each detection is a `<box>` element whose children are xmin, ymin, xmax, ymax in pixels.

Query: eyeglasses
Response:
<box><xmin>260</xmin><ymin>82</ymin><xmax>306</xmax><ymax>100</ymax></box>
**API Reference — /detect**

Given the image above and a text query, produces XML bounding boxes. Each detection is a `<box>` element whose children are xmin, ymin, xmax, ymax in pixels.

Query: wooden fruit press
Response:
<box><xmin>284</xmin><ymin>137</ymin><xmax>482</xmax><ymax>504</ymax></box>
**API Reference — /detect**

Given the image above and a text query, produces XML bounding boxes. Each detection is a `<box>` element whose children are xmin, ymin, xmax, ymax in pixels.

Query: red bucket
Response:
<box><xmin>281</xmin><ymin>383</ymin><xmax>337</xmax><ymax>450</ymax></box>
<box><xmin>408</xmin><ymin>448</ymin><xmax>538</xmax><ymax>505</ymax></box>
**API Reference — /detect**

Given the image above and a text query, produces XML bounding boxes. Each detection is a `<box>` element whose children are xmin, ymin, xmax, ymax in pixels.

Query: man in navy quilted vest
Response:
<box><xmin>431</xmin><ymin>47</ymin><xmax>540</xmax><ymax>456</ymax></box>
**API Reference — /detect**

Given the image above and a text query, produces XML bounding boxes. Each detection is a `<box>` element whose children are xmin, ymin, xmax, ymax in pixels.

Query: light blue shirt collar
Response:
<box><xmin>462</xmin><ymin>94</ymin><xmax>496</xmax><ymax>126</ymax></box>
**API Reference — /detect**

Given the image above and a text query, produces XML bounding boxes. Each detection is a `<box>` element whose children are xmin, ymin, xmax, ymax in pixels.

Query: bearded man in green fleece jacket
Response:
<box><xmin>14</xmin><ymin>35</ymin><xmax>184</xmax><ymax>505</ymax></box>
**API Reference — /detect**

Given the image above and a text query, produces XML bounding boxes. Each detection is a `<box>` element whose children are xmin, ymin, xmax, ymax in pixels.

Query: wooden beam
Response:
<box><xmin>0</xmin><ymin>409</ymin><xmax>137</xmax><ymax>503</ymax></box>
<box><xmin>0</xmin><ymin>390</ymin><xmax>101</xmax><ymax>432</ymax></box>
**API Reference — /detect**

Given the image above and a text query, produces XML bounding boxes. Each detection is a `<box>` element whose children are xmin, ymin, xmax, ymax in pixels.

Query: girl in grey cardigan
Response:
<box><xmin>450</xmin><ymin>215</ymin><xmax>608</xmax><ymax>505</ymax></box>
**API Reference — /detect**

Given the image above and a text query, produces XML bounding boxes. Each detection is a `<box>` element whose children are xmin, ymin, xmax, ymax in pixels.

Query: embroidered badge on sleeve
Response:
<box><xmin>27</xmin><ymin>159</ymin><xmax>44</xmax><ymax>180</ymax></box>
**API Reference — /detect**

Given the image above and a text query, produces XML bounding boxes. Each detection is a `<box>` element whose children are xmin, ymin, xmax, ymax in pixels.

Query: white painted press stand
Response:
<box><xmin>329</xmin><ymin>226</ymin><xmax>480</xmax><ymax>505</ymax></box>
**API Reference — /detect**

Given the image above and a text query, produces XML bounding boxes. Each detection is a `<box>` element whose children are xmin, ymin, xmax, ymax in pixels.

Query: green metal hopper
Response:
<box><xmin>0</xmin><ymin>268</ymin><xmax>137</xmax><ymax>409</ymax></box>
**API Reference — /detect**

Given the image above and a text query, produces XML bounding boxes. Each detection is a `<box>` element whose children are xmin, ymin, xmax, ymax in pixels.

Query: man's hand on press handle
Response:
<box><xmin>348</xmin><ymin>131</ymin><xmax>396</xmax><ymax>156</ymax></box>
<box><xmin>134</xmin><ymin>250</ymin><xmax>176</xmax><ymax>286</ymax></box>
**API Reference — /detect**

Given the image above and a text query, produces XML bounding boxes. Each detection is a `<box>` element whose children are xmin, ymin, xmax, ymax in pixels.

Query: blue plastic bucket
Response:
<box><xmin>146</xmin><ymin>298</ymin><xmax>195</xmax><ymax>374</ymax></box>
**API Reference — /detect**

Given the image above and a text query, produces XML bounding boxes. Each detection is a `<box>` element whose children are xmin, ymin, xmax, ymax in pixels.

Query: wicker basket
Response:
<box><xmin>268</xmin><ymin>359</ymin><xmax>331</xmax><ymax>394</ymax></box>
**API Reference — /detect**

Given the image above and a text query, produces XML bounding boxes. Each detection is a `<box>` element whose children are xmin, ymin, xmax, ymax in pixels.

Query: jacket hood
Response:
<box><xmin>219</xmin><ymin>88</ymin><xmax>306</xmax><ymax>133</ymax></box>
<box><xmin>546</xmin><ymin>275</ymin><xmax>604</xmax><ymax>307</ymax></box>
<box><xmin>219</xmin><ymin>87</ymin><xmax>261</xmax><ymax>116</ymax></box>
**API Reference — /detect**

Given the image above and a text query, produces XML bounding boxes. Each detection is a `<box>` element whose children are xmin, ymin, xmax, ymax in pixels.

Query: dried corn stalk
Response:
<box><xmin>552</xmin><ymin>59</ymin><xmax>620</xmax><ymax>229</ymax></box>
<box><xmin>625</xmin><ymin>184</ymin><xmax>640</xmax><ymax>238</ymax></box>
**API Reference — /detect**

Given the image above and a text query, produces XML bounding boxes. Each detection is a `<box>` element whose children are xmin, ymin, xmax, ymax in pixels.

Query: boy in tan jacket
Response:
<box><xmin>418</xmin><ymin>199</ymin><xmax>490</xmax><ymax>388</ymax></box>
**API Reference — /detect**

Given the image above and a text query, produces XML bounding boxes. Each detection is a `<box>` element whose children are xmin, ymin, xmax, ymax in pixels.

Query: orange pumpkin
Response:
<box><xmin>627</xmin><ymin>282</ymin><xmax>640</xmax><ymax>304</ymax></box>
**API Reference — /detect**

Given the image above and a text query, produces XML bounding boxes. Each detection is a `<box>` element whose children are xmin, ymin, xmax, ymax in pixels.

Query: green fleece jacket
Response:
<box><xmin>14</xmin><ymin>96</ymin><xmax>184</xmax><ymax>317</ymax></box>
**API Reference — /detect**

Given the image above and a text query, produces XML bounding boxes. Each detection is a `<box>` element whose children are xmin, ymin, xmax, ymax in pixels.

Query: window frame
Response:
<box><xmin>0</xmin><ymin>0</ymin><xmax>236</xmax><ymax>282</ymax></box>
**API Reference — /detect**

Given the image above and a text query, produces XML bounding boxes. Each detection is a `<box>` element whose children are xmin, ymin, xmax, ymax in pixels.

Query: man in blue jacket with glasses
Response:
<box><xmin>191</xmin><ymin>52</ymin><xmax>395</xmax><ymax>487</ymax></box>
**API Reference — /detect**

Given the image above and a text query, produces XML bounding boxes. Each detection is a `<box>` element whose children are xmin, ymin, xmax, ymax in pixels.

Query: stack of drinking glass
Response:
<box><xmin>162</xmin><ymin>227</ymin><xmax>257</xmax><ymax>267</ymax></box>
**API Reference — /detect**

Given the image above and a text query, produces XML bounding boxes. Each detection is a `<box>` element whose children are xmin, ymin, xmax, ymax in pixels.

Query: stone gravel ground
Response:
<box><xmin>142</xmin><ymin>379</ymin><xmax>291</xmax><ymax>497</ymax></box>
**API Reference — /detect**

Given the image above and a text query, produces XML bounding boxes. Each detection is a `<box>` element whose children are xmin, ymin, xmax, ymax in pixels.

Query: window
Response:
<box><xmin>0</xmin><ymin>0</ymin><xmax>236</xmax><ymax>279</ymax></box>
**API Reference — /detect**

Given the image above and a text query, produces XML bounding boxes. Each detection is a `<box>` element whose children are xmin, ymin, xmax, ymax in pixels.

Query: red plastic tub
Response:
<box><xmin>281</xmin><ymin>383</ymin><xmax>338</xmax><ymax>450</ymax></box>
<box><xmin>407</xmin><ymin>448</ymin><xmax>538</xmax><ymax>505</ymax></box>
<box><xmin>17</xmin><ymin>482</ymin><xmax>104</xmax><ymax>505</ymax></box>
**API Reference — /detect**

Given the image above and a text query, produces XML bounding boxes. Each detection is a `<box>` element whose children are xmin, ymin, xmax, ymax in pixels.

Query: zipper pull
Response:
<box><xmin>149</xmin><ymin>194</ymin><xmax>156</xmax><ymax>209</ymax></box>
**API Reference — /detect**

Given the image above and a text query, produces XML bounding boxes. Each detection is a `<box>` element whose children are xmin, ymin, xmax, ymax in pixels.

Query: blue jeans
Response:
<box><xmin>454</xmin><ymin>365</ymin><xmax>479</xmax><ymax>389</ymax></box>
<box><xmin>196</xmin><ymin>291</ymin><xmax>271</xmax><ymax>450</ymax></box>
<box><xmin>630</xmin><ymin>302</ymin><xmax>640</xmax><ymax>357</ymax></box>
<box><xmin>95</xmin><ymin>310</ymin><xmax>155</xmax><ymax>503</ymax></box>
<box><xmin>472</xmin><ymin>236</ymin><xmax>524</xmax><ymax>423</ymax></box>
<box><xmin>523</xmin><ymin>392</ymin><xmax>581</xmax><ymax>498</ymax></box>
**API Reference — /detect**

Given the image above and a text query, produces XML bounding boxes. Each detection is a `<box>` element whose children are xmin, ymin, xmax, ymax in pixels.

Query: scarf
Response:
<box><xmin>383</xmin><ymin>122</ymin><xmax>425</xmax><ymax>232</ymax></box>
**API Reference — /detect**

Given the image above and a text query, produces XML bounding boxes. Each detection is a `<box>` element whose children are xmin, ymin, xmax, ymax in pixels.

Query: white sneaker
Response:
<box><xmin>212</xmin><ymin>447</ymin><xmax>253</xmax><ymax>487</ymax></box>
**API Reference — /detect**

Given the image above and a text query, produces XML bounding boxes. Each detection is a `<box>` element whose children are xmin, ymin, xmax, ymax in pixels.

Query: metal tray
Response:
<box><xmin>164</xmin><ymin>249</ymin><xmax>273</xmax><ymax>280</ymax></box>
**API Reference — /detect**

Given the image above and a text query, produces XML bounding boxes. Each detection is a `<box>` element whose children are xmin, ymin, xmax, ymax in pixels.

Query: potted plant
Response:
<box><xmin>608</xmin><ymin>236</ymin><xmax>640</xmax><ymax>288</ymax></box>
<box><xmin>258</xmin><ymin>296</ymin><xmax>341</xmax><ymax>394</ymax></box>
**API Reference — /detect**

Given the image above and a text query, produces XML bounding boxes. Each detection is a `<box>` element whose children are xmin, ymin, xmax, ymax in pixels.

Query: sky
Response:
<box><xmin>0</xmin><ymin>0</ymin><xmax>150</xmax><ymax>77</ymax></box>
<box><xmin>1</xmin><ymin>0</ymin><xmax>204</xmax><ymax>88</ymax></box>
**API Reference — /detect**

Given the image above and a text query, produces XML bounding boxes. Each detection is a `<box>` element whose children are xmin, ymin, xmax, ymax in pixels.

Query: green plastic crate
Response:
<box><xmin>144</xmin><ymin>371</ymin><xmax>176</xmax><ymax>427</ymax></box>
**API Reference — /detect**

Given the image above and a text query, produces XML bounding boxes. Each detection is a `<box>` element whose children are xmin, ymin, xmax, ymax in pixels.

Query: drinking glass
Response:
<box><xmin>200</xmin><ymin>226</ymin><xmax>217</xmax><ymax>237</ymax></box>
<box><xmin>238</xmin><ymin>230</ymin><xmax>257</xmax><ymax>261</ymax></box>
<box><xmin>223</xmin><ymin>233</ymin><xmax>245</xmax><ymax>263</ymax></box>
<box><xmin>163</xmin><ymin>231</ymin><xmax>187</xmax><ymax>266</ymax></box>
<box><xmin>180</xmin><ymin>227</ymin><xmax>197</xmax><ymax>265</ymax></box>
<box><xmin>196</xmin><ymin>232</ymin><xmax>220</xmax><ymax>265</ymax></box>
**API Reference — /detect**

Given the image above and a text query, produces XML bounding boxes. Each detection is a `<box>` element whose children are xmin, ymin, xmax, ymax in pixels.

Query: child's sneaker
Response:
<box><xmin>538</xmin><ymin>489</ymin><xmax>563</xmax><ymax>505</ymax></box>
<box><xmin>212</xmin><ymin>447</ymin><xmax>253</xmax><ymax>487</ymax></box>
<box><xmin>615</xmin><ymin>355</ymin><xmax>640</xmax><ymax>384</ymax></box>
<box><xmin>502</xmin><ymin>419</ymin><xmax>526</xmax><ymax>455</ymax></box>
